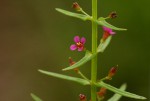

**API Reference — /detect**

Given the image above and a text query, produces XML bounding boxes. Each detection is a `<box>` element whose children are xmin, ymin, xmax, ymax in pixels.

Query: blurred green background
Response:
<box><xmin>0</xmin><ymin>0</ymin><xmax>149</xmax><ymax>101</ymax></box>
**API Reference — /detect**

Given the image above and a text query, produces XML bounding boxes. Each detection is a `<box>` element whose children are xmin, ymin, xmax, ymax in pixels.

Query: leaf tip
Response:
<box><xmin>122</xmin><ymin>83</ymin><xmax>127</xmax><ymax>88</ymax></box>
<box><xmin>30</xmin><ymin>93</ymin><xmax>36</xmax><ymax>98</ymax></box>
<box><xmin>140</xmin><ymin>96</ymin><xmax>147</xmax><ymax>100</ymax></box>
<box><xmin>30</xmin><ymin>93</ymin><xmax>34</xmax><ymax>96</ymax></box>
<box><xmin>123</xmin><ymin>28</ymin><xmax>127</xmax><ymax>31</ymax></box>
<box><xmin>38</xmin><ymin>69</ymin><xmax>44</xmax><ymax>73</ymax></box>
<box><xmin>62</xmin><ymin>68</ymin><xmax>67</xmax><ymax>71</ymax></box>
<box><xmin>31</xmin><ymin>93</ymin><xmax>42</xmax><ymax>101</ymax></box>
<box><xmin>55</xmin><ymin>8</ymin><xmax>59</xmax><ymax>10</ymax></box>
<box><xmin>38</xmin><ymin>69</ymin><xmax>41</xmax><ymax>72</ymax></box>
<box><xmin>55</xmin><ymin>8</ymin><xmax>61</xmax><ymax>12</ymax></box>
<box><xmin>142</xmin><ymin>95</ymin><xmax>147</xmax><ymax>99</ymax></box>
<box><xmin>118</xmin><ymin>28</ymin><xmax>127</xmax><ymax>31</ymax></box>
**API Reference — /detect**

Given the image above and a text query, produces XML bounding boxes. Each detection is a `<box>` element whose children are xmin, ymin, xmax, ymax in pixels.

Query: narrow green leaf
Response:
<box><xmin>97</xmin><ymin>36</ymin><xmax>112</xmax><ymax>53</ymax></box>
<box><xmin>38</xmin><ymin>70</ymin><xmax>90</xmax><ymax>85</ymax></box>
<box><xmin>31</xmin><ymin>93</ymin><xmax>42</xmax><ymax>101</ymax></box>
<box><xmin>107</xmin><ymin>83</ymin><xmax>127</xmax><ymax>101</ymax></box>
<box><xmin>95</xmin><ymin>81</ymin><xmax>146</xmax><ymax>100</ymax></box>
<box><xmin>96</xmin><ymin>17</ymin><xmax>127</xmax><ymax>31</ymax></box>
<box><xmin>56</xmin><ymin>8</ymin><xmax>90</xmax><ymax>21</ymax></box>
<box><xmin>62</xmin><ymin>51</ymin><xmax>95</xmax><ymax>71</ymax></box>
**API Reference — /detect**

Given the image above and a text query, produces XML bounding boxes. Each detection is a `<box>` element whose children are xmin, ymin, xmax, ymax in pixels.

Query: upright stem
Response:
<box><xmin>91</xmin><ymin>0</ymin><xmax>98</xmax><ymax>101</ymax></box>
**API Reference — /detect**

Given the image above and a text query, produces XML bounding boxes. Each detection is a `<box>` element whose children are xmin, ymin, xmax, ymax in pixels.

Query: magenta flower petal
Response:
<box><xmin>70</xmin><ymin>44</ymin><xmax>77</xmax><ymax>50</ymax></box>
<box><xmin>81</xmin><ymin>37</ymin><xmax>86</xmax><ymax>44</ymax></box>
<box><xmin>78</xmin><ymin>47</ymin><xmax>84</xmax><ymax>51</ymax></box>
<box><xmin>103</xmin><ymin>26</ymin><xmax>115</xmax><ymax>35</ymax></box>
<box><xmin>103</xmin><ymin>26</ymin><xmax>112</xmax><ymax>32</ymax></box>
<box><xmin>74</xmin><ymin>36</ymin><xmax>80</xmax><ymax>43</ymax></box>
<box><xmin>110</xmin><ymin>31</ymin><xmax>116</xmax><ymax>35</ymax></box>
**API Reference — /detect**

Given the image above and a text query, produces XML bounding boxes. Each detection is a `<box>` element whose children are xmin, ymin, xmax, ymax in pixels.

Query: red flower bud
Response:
<box><xmin>79</xmin><ymin>94</ymin><xmax>87</xmax><ymax>101</ymax></box>
<box><xmin>97</xmin><ymin>88</ymin><xmax>107</xmax><ymax>100</ymax></box>
<box><xmin>72</xmin><ymin>2</ymin><xmax>82</xmax><ymax>11</ymax></box>
<box><xmin>106</xmin><ymin>66</ymin><xmax>118</xmax><ymax>80</ymax></box>
<box><xmin>69</xmin><ymin>57</ymin><xmax>75</xmax><ymax>65</ymax></box>
<box><xmin>68</xmin><ymin>57</ymin><xmax>79</xmax><ymax>72</ymax></box>
<box><xmin>108</xmin><ymin>11</ymin><xmax>117</xmax><ymax>19</ymax></box>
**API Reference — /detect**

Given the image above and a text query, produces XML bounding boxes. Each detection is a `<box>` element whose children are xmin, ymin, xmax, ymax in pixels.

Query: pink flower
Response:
<box><xmin>101</xmin><ymin>26</ymin><xmax>116</xmax><ymax>42</ymax></box>
<box><xmin>70</xmin><ymin>36</ymin><xmax>86</xmax><ymax>51</ymax></box>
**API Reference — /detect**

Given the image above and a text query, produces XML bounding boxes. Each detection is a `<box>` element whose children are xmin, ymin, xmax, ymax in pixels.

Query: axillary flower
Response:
<box><xmin>101</xmin><ymin>26</ymin><xmax>116</xmax><ymax>42</ymax></box>
<box><xmin>70</xmin><ymin>36</ymin><xmax>86</xmax><ymax>51</ymax></box>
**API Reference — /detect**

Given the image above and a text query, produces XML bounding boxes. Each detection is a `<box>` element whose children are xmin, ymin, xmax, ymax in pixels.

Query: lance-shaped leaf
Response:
<box><xmin>38</xmin><ymin>70</ymin><xmax>90</xmax><ymax>85</ymax></box>
<box><xmin>95</xmin><ymin>81</ymin><xmax>146</xmax><ymax>100</ymax></box>
<box><xmin>96</xmin><ymin>17</ymin><xmax>127</xmax><ymax>31</ymax></box>
<box><xmin>62</xmin><ymin>51</ymin><xmax>96</xmax><ymax>71</ymax></box>
<box><xmin>55</xmin><ymin>8</ymin><xmax>91</xmax><ymax>21</ymax></box>
<box><xmin>107</xmin><ymin>83</ymin><xmax>127</xmax><ymax>101</ymax></box>
<box><xmin>31</xmin><ymin>93</ymin><xmax>42</xmax><ymax>101</ymax></box>
<box><xmin>97</xmin><ymin>36</ymin><xmax>112</xmax><ymax>53</ymax></box>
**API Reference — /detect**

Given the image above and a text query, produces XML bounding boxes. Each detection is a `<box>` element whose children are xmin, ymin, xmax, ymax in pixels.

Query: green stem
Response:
<box><xmin>91</xmin><ymin>0</ymin><xmax>98</xmax><ymax>101</ymax></box>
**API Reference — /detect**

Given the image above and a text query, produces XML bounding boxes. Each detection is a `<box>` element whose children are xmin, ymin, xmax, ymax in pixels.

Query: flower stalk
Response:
<box><xmin>91</xmin><ymin>0</ymin><xmax>98</xmax><ymax>101</ymax></box>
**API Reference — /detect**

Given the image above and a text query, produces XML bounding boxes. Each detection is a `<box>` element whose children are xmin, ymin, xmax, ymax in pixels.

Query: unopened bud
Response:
<box><xmin>79</xmin><ymin>94</ymin><xmax>87</xmax><ymax>101</ymax></box>
<box><xmin>68</xmin><ymin>57</ymin><xmax>79</xmax><ymax>72</ymax></box>
<box><xmin>108</xmin><ymin>11</ymin><xmax>117</xmax><ymax>19</ymax></box>
<box><xmin>72</xmin><ymin>2</ymin><xmax>82</xmax><ymax>11</ymax></box>
<box><xmin>69</xmin><ymin>57</ymin><xmax>75</xmax><ymax>65</ymax></box>
<box><xmin>106</xmin><ymin>66</ymin><xmax>118</xmax><ymax>80</ymax></box>
<box><xmin>97</xmin><ymin>88</ymin><xmax>107</xmax><ymax>100</ymax></box>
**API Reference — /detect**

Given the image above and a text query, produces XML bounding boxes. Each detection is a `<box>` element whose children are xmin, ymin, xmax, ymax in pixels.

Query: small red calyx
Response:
<box><xmin>72</xmin><ymin>2</ymin><xmax>82</xmax><ymax>11</ymax></box>
<box><xmin>108</xmin><ymin>11</ymin><xmax>117</xmax><ymax>19</ymax></box>
<box><xmin>106</xmin><ymin>65</ymin><xmax>118</xmax><ymax>80</ymax></box>
<box><xmin>68</xmin><ymin>57</ymin><xmax>79</xmax><ymax>72</ymax></box>
<box><xmin>79</xmin><ymin>94</ymin><xmax>87</xmax><ymax>101</ymax></box>
<box><xmin>101</xmin><ymin>31</ymin><xmax>110</xmax><ymax>42</ymax></box>
<box><xmin>97</xmin><ymin>88</ymin><xmax>107</xmax><ymax>100</ymax></box>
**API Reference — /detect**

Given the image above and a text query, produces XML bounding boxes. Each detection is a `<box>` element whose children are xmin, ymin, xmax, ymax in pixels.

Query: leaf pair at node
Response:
<box><xmin>56</xmin><ymin>8</ymin><xmax>127</xmax><ymax>31</ymax></box>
